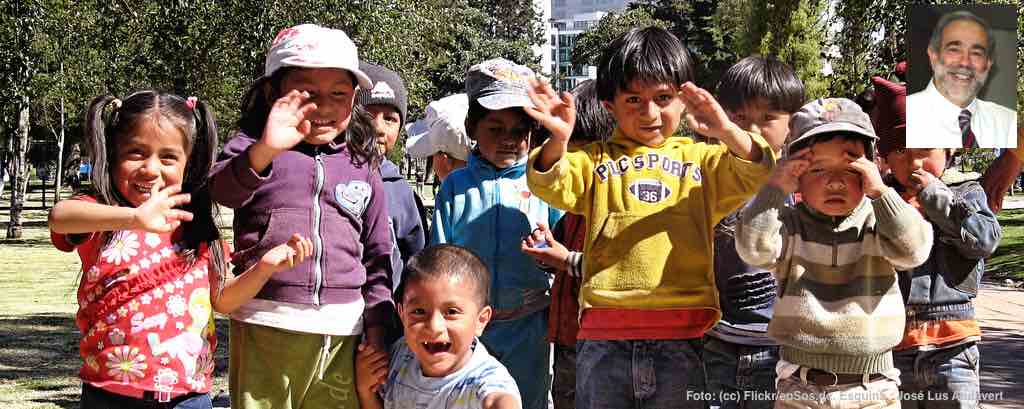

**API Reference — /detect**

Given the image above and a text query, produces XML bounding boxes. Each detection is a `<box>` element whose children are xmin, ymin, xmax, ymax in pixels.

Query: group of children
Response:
<box><xmin>49</xmin><ymin>22</ymin><xmax>998</xmax><ymax>409</ymax></box>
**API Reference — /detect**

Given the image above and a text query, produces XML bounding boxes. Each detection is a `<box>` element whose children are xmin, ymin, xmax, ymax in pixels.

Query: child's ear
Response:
<box><xmin>475</xmin><ymin>305</ymin><xmax>492</xmax><ymax>336</ymax></box>
<box><xmin>601</xmin><ymin>100</ymin><xmax>614</xmax><ymax>113</ymax></box>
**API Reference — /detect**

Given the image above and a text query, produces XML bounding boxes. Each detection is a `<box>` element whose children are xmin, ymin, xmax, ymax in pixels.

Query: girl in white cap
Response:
<box><xmin>209</xmin><ymin>24</ymin><xmax>393</xmax><ymax>409</ymax></box>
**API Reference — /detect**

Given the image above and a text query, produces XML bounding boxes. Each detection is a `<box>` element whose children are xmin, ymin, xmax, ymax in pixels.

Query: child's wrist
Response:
<box><xmin>866</xmin><ymin>185</ymin><xmax>887</xmax><ymax>199</ymax></box>
<box><xmin>253</xmin><ymin>141</ymin><xmax>284</xmax><ymax>160</ymax></box>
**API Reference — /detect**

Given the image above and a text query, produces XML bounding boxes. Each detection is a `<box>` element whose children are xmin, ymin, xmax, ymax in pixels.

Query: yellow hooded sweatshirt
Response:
<box><xmin>527</xmin><ymin>129</ymin><xmax>775</xmax><ymax>339</ymax></box>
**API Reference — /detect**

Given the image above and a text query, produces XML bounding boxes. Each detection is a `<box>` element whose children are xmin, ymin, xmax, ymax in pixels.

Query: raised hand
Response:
<box><xmin>766</xmin><ymin>148</ymin><xmax>812</xmax><ymax>194</ymax></box>
<box><xmin>258</xmin><ymin>233</ymin><xmax>313</xmax><ymax>274</ymax></box>
<box><xmin>261</xmin><ymin>90</ymin><xmax>318</xmax><ymax>153</ymax></box>
<box><xmin>845</xmin><ymin>152</ymin><xmax>887</xmax><ymax>199</ymax></box>
<box><xmin>680</xmin><ymin>82</ymin><xmax>739</xmax><ymax>141</ymax></box>
<box><xmin>525</xmin><ymin>77</ymin><xmax>576</xmax><ymax>144</ymax></box>
<box><xmin>520</xmin><ymin>223</ymin><xmax>570</xmax><ymax>272</ymax></box>
<box><xmin>131</xmin><ymin>183</ymin><xmax>193</xmax><ymax>233</ymax></box>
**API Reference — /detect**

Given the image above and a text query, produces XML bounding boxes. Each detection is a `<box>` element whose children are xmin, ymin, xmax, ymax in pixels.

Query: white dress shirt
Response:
<box><xmin>907</xmin><ymin>80</ymin><xmax>1017</xmax><ymax>149</ymax></box>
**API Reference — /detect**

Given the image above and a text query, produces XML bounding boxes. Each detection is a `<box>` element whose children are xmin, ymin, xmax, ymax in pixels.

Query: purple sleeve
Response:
<box><xmin>209</xmin><ymin>133</ymin><xmax>272</xmax><ymax>209</ymax></box>
<box><xmin>360</xmin><ymin>169</ymin><xmax>395</xmax><ymax>329</ymax></box>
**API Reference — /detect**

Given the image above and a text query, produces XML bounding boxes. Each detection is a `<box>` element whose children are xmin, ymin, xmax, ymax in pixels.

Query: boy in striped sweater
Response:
<box><xmin>736</xmin><ymin>98</ymin><xmax>933</xmax><ymax>409</ymax></box>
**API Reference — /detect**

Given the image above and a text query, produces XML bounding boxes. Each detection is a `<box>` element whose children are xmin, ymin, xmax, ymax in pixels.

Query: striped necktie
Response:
<box><xmin>959</xmin><ymin>109</ymin><xmax>977</xmax><ymax>148</ymax></box>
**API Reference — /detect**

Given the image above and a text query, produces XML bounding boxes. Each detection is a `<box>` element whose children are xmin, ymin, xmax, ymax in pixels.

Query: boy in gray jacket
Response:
<box><xmin>872</xmin><ymin>76</ymin><xmax>1000</xmax><ymax>409</ymax></box>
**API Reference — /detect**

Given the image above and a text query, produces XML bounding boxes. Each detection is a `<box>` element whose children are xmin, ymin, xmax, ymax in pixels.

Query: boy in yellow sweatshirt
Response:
<box><xmin>525</xmin><ymin>27</ymin><xmax>776</xmax><ymax>408</ymax></box>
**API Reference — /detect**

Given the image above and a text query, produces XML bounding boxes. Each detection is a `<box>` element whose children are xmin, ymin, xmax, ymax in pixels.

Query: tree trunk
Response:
<box><xmin>55</xmin><ymin>81</ymin><xmax>65</xmax><ymax>202</ymax></box>
<box><xmin>7</xmin><ymin>95</ymin><xmax>30</xmax><ymax>239</ymax></box>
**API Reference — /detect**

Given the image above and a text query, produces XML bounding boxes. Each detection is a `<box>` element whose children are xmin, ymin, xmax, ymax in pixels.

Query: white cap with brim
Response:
<box><xmin>405</xmin><ymin>93</ymin><xmax>473</xmax><ymax>161</ymax></box>
<box><xmin>264</xmin><ymin>24</ymin><xmax>373</xmax><ymax>89</ymax></box>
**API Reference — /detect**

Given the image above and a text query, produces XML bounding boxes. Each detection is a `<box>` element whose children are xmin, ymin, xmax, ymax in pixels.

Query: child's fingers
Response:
<box><xmin>521</xmin><ymin>245</ymin><xmax>542</xmax><ymax>257</ymax></box>
<box><xmin>296</xmin><ymin>102</ymin><xmax>318</xmax><ymax>124</ymax></box>
<box><xmin>542</xmin><ymin>81</ymin><xmax>560</xmax><ymax>102</ymax></box>
<box><xmin>303</xmin><ymin>236</ymin><xmax>313</xmax><ymax>257</ymax></box>
<box><xmin>167</xmin><ymin>209</ymin><xmax>194</xmax><ymax>223</ymax></box>
<box><xmin>156</xmin><ymin>182</ymin><xmax>178</xmax><ymax>197</ymax></box>
<box><xmin>680</xmin><ymin>82</ymin><xmax>703</xmax><ymax>107</ymax></box>
<box><xmin>285</xmin><ymin>90</ymin><xmax>310</xmax><ymax>110</ymax></box>
<box><xmin>166</xmin><ymin>192</ymin><xmax>192</xmax><ymax>209</ymax></box>
<box><xmin>521</xmin><ymin>236</ymin><xmax>537</xmax><ymax>249</ymax></box>
<box><xmin>523</xmin><ymin>106</ymin><xmax>546</xmax><ymax>123</ymax></box>
<box><xmin>560</xmin><ymin>91</ymin><xmax>576</xmax><ymax>113</ymax></box>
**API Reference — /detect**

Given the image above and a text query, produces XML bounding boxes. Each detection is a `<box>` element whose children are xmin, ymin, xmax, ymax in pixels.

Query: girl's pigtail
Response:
<box><xmin>84</xmin><ymin>95</ymin><xmax>121</xmax><ymax>207</ymax></box>
<box><xmin>182</xmin><ymin>97</ymin><xmax>229</xmax><ymax>292</ymax></box>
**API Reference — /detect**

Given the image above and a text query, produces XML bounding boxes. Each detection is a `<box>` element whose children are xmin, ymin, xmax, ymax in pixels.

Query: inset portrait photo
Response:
<box><xmin>905</xmin><ymin>4</ymin><xmax>1018</xmax><ymax>149</ymax></box>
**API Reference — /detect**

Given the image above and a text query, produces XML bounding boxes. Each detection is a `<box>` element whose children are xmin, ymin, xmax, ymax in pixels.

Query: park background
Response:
<box><xmin>1</xmin><ymin>0</ymin><xmax>1022</xmax><ymax>408</ymax></box>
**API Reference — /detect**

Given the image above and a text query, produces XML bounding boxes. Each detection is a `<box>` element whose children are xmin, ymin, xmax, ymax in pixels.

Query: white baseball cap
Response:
<box><xmin>405</xmin><ymin>94</ymin><xmax>473</xmax><ymax>161</ymax></box>
<box><xmin>264</xmin><ymin>24</ymin><xmax>373</xmax><ymax>89</ymax></box>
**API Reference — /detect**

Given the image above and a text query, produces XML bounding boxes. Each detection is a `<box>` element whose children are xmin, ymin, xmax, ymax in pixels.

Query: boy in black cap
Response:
<box><xmin>357</xmin><ymin>62</ymin><xmax>427</xmax><ymax>295</ymax></box>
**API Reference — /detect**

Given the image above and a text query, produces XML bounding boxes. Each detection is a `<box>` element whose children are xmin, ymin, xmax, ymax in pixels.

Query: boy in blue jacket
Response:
<box><xmin>431</xmin><ymin>58</ymin><xmax>563</xmax><ymax>409</ymax></box>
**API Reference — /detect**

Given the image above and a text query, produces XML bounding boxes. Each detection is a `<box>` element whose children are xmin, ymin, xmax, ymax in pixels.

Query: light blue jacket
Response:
<box><xmin>431</xmin><ymin>152</ymin><xmax>563</xmax><ymax>313</ymax></box>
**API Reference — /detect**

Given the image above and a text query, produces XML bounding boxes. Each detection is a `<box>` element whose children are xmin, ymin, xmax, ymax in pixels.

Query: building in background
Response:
<box><xmin>551</xmin><ymin>0</ymin><xmax>629</xmax><ymax>20</ymax></box>
<box><xmin>549</xmin><ymin>11</ymin><xmax>605</xmax><ymax>90</ymax></box>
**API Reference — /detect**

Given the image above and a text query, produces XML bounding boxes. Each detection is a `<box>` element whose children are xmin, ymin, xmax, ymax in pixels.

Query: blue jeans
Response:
<box><xmin>81</xmin><ymin>383</ymin><xmax>213</xmax><ymax>409</ymax></box>
<box><xmin>576</xmin><ymin>339</ymin><xmax>706</xmax><ymax>409</ymax></box>
<box><xmin>702</xmin><ymin>336</ymin><xmax>778</xmax><ymax>409</ymax></box>
<box><xmin>895</xmin><ymin>343</ymin><xmax>981</xmax><ymax>409</ymax></box>
<box><xmin>480</xmin><ymin>310</ymin><xmax>552</xmax><ymax>409</ymax></box>
<box><xmin>553</xmin><ymin>343</ymin><xmax>578</xmax><ymax>409</ymax></box>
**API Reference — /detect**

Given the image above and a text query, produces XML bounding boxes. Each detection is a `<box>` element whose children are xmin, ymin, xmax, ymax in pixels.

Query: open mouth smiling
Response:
<box><xmin>422</xmin><ymin>341</ymin><xmax>452</xmax><ymax>354</ymax></box>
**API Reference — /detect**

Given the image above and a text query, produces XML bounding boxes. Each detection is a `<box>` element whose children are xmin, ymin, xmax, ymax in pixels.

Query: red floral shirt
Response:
<box><xmin>53</xmin><ymin>204</ymin><xmax>218</xmax><ymax>400</ymax></box>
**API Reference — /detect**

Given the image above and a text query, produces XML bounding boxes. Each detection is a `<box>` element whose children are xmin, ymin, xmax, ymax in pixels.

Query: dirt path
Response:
<box><xmin>976</xmin><ymin>282</ymin><xmax>1024</xmax><ymax>409</ymax></box>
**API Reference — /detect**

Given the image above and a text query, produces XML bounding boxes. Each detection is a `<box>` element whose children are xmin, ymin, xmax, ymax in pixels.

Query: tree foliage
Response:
<box><xmin>571</xmin><ymin>7</ymin><xmax>669</xmax><ymax>68</ymax></box>
<box><xmin>0</xmin><ymin>0</ymin><xmax>545</xmax><ymax>236</ymax></box>
<box><xmin>823</xmin><ymin>0</ymin><xmax>1020</xmax><ymax>101</ymax></box>
<box><xmin>572</xmin><ymin>0</ymin><xmax>827</xmax><ymax>95</ymax></box>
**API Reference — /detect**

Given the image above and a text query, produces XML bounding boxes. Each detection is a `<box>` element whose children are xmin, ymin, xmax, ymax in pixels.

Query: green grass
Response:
<box><xmin>988</xmin><ymin>208</ymin><xmax>1024</xmax><ymax>281</ymax></box>
<box><xmin>0</xmin><ymin>188</ymin><xmax>1021</xmax><ymax>407</ymax></box>
<box><xmin>0</xmin><ymin>226</ymin><xmax>232</xmax><ymax>408</ymax></box>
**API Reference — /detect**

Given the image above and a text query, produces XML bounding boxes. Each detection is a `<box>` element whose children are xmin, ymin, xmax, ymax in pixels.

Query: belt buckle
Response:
<box><xmin>825</xmin><ymin>371</ymin><xmax>839</xmax><ymax>387</ymax></box>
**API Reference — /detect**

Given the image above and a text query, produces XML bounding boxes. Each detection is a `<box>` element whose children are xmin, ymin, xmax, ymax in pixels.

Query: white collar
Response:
<box><xmin>925</xmin><ymin>79</ymin><xmax>979</xmax><ymax>116</ymax></box>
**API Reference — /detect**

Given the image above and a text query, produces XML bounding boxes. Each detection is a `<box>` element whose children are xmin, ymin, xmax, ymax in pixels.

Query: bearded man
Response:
<box><xmin>907</xmin><ymin>10</ymin><xmax>1017</xmax><ymax>149</ymax></box>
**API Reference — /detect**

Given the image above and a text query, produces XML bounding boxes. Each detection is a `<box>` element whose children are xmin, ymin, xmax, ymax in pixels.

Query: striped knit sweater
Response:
<box><xmin>736</xmin><ymin>185</ymin><xmax>933</xmax><ymax>374</ymax></box>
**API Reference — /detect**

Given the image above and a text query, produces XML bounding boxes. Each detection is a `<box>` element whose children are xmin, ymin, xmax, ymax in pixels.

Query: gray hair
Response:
<box><xmin>928</xmin><ymin>10</ymin><xmax>995</xmax><ymax>59</ymax></box>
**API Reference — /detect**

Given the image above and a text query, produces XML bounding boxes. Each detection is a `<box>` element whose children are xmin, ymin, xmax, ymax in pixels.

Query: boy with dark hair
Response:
<box><xmin>706</xmin><ymin>55</ymin><xmax>805</xmax><ymax>409</ymax></box>
<box><xmin>355</xmin><ymin>244</ymin><xmax>521</xmax><ymax>409</ymax></box>
<box><xmin>736</xmin><ymin>98</ymin><xmax>933</xmax><ymax>409</ymax></box>
<box><xmin>872</xmin><ymin>76</ymin><xmax>1001</xmax><ymax>409</ymax></box>
<box><xmin>526</xmin><ymin>26</ymin><xmax>777</xmax><ymax>408</ymax></box>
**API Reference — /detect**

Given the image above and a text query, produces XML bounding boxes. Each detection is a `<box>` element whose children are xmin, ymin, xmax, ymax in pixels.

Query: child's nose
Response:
<box><xmin>825</xmin><ymin>173</ymin><xmax>847</xmax><ymax>189</ymax></box>
<box><xmin>140</xmin><ymin>156</ymin><xmax>161</xmax><ymax>176</ymax></box>
<box><xmin>641</xmin><ymin>100</ymin><xmax>659</xmax><ymax>120</ymax></box>
<box><xmin>426</xmin><ymin>312</ymin><xmax>445</xmax><ymax>335</ymax></box>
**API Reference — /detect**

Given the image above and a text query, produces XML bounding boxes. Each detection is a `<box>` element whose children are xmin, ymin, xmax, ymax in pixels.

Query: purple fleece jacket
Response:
<box><xmin>209</xmin><ymin>132</ymin><xmax>394</xmax><ymax>328</ymax></box>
